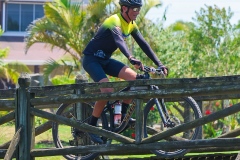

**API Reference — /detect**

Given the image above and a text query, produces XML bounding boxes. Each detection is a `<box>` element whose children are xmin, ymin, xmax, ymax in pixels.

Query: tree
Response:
<box><xmin>0</xmin><ymin>26</ymin><xmax>31</xmax><ymax>89</ymax></box>
<box><xmin>188</xmin><ymin>5</ymin><xmax>240</xmax><ymax>77</ymax></box>
<box><xmin>144</xmin><ymin>5</ymin><xmax>240</xmax><ymax>78</ymax></box>
<box><xmin>25</xmin><ymin>0</ymin><xmax>119</xmax><ymax>84</ymax></box>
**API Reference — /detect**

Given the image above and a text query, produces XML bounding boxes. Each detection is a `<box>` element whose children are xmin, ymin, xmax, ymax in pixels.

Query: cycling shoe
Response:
<box><xmin>88</xmin><ymin>133</ymin><xmax>103</xmax><ymax>144</ymax></box>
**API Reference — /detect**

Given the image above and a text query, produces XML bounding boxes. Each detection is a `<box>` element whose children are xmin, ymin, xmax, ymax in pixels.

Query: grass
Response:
<box><xmin>0</xmin><ymin>124</ymin><xmax>151</xmax><ymax>159</ymax></box>
<box><xmin>1</xmin><ymin>124</ymin><xmax>238</xmax><ymax>160</ymax></box>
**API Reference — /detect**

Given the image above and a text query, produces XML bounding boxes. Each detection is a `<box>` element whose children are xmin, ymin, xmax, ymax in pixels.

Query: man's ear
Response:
<box><xmin>122</xmin><ymin>6</ymin><xmax>128</xmax><ymax>12</ymax></box>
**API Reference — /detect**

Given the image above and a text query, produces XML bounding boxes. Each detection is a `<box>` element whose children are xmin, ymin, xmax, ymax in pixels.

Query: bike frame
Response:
<box><xmin>103</xmin><ymin>71</ymin><xmax>172</xmax><ymax>134</ymax></box>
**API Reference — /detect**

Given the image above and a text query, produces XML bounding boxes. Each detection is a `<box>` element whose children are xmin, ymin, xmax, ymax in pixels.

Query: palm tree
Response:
<box><xmin>25</xmin><ymin>0</ymin><xmax>118</xmax><ymax>84</ymax></box>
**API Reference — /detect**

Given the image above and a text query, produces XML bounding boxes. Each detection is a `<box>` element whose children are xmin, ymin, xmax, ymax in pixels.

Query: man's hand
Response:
<box><xmin>129</xmin><ymin>57</ymin><xmax>144</xmax><ymax>70</ymax></box>
<box><xmin>158</xmin><ymin>65</ymin><xmax>168</xmax><ymax>76</ymax></box>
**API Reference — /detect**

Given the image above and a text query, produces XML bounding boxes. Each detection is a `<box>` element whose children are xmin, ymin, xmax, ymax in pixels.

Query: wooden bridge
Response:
<box><xmin>0</xmin><ymin>74</ymin><xmax>240</xmax><ymax>159</ymax></box>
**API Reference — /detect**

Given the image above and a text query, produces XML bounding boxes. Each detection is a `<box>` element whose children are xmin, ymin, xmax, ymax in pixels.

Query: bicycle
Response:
<box><xmin>52</xmin><ymin>66</ymin><xmax>202</xmax><ymax>160</ymax></box>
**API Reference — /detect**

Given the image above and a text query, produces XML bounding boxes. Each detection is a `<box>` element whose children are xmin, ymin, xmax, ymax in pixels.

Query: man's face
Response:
<box><xmin>129</xmin><ymin>7</ymin><xmax>141</xmax><ymax>20</ymax></box>
<box><xmin>122</xmin><ymin>6</ymin><xmax>141</xmax><ymax>21</ymax></box>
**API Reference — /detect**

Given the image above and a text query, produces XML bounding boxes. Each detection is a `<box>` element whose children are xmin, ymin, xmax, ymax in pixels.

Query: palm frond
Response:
<box><xmin>25</xmin><ymin>0</ymin><xmax>87</xmax><ymax>59</ymax></box>
<box><xmin>5</xmin><ymin>62</ymin><xmax>31</xmax><ymax>73</ymax></box>
<box><xmin>43</xmin><ymin>58</ymin><xmax>62</xmax><ymax>84</ymax></box>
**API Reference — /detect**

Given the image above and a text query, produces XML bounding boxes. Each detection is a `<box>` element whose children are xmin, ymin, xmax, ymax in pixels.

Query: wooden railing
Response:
<box><xmin>0</xmin><ymin>75</ymin><xmax>240</xmax><ymax>159</ymax></box>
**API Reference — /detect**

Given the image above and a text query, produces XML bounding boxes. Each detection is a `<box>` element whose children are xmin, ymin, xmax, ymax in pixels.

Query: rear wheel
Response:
<box><xmin>143</xmin><ymin>97</ymin><xmax>202</xmax><ymax>157</ymax></box>
<box><xmin>52</xmin><ymin>103</ymin><xmax>109</xmax><ymax>160</ymax></box>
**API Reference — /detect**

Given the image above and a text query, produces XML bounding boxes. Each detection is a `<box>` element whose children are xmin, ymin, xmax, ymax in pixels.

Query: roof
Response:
<box><xmin>0</xmin><ymin>36</ymin><xmax>68</xmax><ymax>65</ymax></box>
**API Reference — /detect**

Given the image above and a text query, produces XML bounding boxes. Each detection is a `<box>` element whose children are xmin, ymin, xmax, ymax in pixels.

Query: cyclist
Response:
<box><xmin>82</xmin><ymin>0</ymin><xmax>168</xmax><ymax>144</ymax></box>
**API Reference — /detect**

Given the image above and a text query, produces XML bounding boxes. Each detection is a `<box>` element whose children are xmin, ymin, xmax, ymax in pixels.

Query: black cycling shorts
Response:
<box><xmin>82</xmin><ymin>55</ymin><xmax>126</xmax><ymax>82</ymax></box>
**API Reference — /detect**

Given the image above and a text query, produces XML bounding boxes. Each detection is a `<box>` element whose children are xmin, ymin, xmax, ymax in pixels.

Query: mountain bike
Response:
<box><xmin>52</xmin><ymin>66</ymin><xmax>202</xmax><ymax>160</ymax></box>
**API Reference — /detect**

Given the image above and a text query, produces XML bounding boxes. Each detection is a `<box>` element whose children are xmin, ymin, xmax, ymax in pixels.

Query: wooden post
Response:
<box><xmin>75</xmin><ymin>75</ymin><xmax>87</xmax><ymax>121</ymax></box>
<box><xmin>135</xmin><ymin>99</ymin><xmax>144</xmax><ymax>144</ymax></box>
<box><xmin>16</xmin><ymin>76</ymin><xmax>34</xmax><ymax>160</ymax></box>
<box><xmin>74</xmin><ymin>75</ymin><xmax>91</xmax><ymax>144</ymax></box>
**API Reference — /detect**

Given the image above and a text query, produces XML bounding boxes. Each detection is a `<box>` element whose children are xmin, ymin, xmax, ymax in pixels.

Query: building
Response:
<box><xmin>0</xmin><ymin>0</ymin><xmax>67</xmax><ymax>73</ymax></box>
<box><xmin>0</xmin><ymin>0</ymin><xmax>88</xmax><ymax>88</ymax></box>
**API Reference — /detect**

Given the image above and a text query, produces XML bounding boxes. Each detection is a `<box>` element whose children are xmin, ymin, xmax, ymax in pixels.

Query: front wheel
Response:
<box><xmin>143</xmin><ymin>97</ymin><xmax>202</xmax><ymax>157</ymax></box>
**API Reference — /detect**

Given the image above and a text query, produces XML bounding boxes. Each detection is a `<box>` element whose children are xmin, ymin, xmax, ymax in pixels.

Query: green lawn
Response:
<box><xmin>1</xmin><ymin>124</ymin><xmax>239</xmax><ymax>160</ymax></box>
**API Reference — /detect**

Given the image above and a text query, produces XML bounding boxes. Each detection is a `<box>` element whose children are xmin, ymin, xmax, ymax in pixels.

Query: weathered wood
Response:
<box><xmin>29</xmin><ymin>92</ymin><xmax>35</xmax><ymax>154</ymax></box>
<box><xmin>0</xmin><ymin>89</ymin><xmax>16</xmax><ymax>98</ymax></box>
<box><xmin>0</xmin><ymin>100</ymin><xmax>15</xmax><ymax>110</ymax></box>
<box><xmin>28</xmin><ymin>75</ymin><xmax>240</xmax><ymax>93</ymax></box>
<box><xmin>1</xmin><ymin>75</ymin><xmax>240</xmax><ymax>159</ymax></box>
<box><xmin>135</xmin><ymin>99</ymin><xmax>144</xmax><ymax>144</ymax></box>
<box><xmin>4</xmin><ymin>126</ymin><xmax>22</xmax><ymax>160</ymax></box>
<box><xmin>142</xmin><ymin>103</ymin><xmax>240</xmax><ymax>144</ymax></box>
<box><xmin>0</xmin><ymin>111</ymin><xmax>14</xmax><ymax>125</ymax></box>
<box><xmin>16</xmin><ymin>77</ymin><xmax>32</xmax><ymax>160</ymax></box>
<box><xmin>30</xmin><ymin>84</ymin><xmax>240</xmax><ymax>105</ymax></box>
<box><xmin>1</xmin><ymin>120</ymin><xmax>53</xmax><ymax>150</ymax></box>
<box><xmin>0</xmin><ymin>149</ymin><xmax>7</xmax><ymax>158</ymax></box>
<box><xmin>33</xmin><ymin>90</ymin><xmax>74</xmax><ymax>97</ymax></box>
<box><xmin>218</xmin><ymin>128</ymin><xmax>240</xmax><ymax>138</ymax></box>
<box><xmin>0</xmin><ymin>142</ymin><xmax>10</xmax><ymax>150</ymax></box>
<box><xmin>0</xmin><ymin>108</ymin><xmax>73</xmax><ymax>150</ymax></box>
<box><xmin>29</xmin><ymin>138</ymin><xmax>240</xmax><ymax>157</ymax></box>
<box><xmin>190</xmin><ymin>146</ymin><xmax>240</xmax><ymax>153</ymax></box>
<box><xmin>31</xmin><ymin>107</ymin><xmax>135</xmax><ymax>144</ymax></box>
<box><xmin>193</xmin><ymin>94</ymin><xmax>240</xmax><ymax>101</ymax></box>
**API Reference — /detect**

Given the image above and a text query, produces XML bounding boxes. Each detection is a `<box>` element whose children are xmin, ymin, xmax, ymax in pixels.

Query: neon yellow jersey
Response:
<box><xmin>83</xmin><ymin>13</ymin><xmax>162</xmax><ymax>66</ymax></box>
<box><xmin>103</xmin><ymin>13</ymin><xmax>139</xmax><ymax>39</ymax></box>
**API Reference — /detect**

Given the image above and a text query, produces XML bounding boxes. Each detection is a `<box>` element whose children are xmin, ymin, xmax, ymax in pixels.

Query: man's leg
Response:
<box><xmin>118</xmin><ymin>66</ymin><xmax>137</xmax><ymax>119</ymax></box>
<box><xmin>88</xmin><ymin>78</ymin><xmax>113</xmax><ymax>143</ymax></box>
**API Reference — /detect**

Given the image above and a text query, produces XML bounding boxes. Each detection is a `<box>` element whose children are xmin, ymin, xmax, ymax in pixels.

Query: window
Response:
<box><xmin>5</xmin><ymin>3</ymin><xmax>44</xmax><ymax>32</ymax></box>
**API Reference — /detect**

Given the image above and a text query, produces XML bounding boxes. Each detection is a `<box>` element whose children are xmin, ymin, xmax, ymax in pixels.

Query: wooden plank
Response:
<box><xmin>0</xmin><ymin>111</ymin><xmax>14</xmax><ymax>125</ymax></box>
<box><xmin>0</xmin><ymin>142</ymin><xmax>10</xmax><ymax>150</ymax></box>
<box><xmin>218</xmin><ymin>128</ymin><xmax>240</xmax><ymax>138</ymax></box>
<box><xmin>0</xmin><ymin>149</ymin><xmax>7</xmax><ymax>158</ymax></box>
<box><xmin>0</xmin><ymin>108</ymin><xmax>73</xmax><ymax>150</ymax></box>
<box><xmin>30</xmin><ymin>84</ymin><xmax>240</xmax><ymax>105</ymax></box>
<box><xmin>1</xmin><ymin>121</ymin><xmax>53</xmax><ymax>150</ymax></box>
<box><xmin>0</xmin><ymin>89</ymin><xmax>16</xmax><ymax>99</ymax></box>
<box><xmin>4</xmin><ymin>126</ymin><xmax>22</xmax><ymax>160</ymax></box>
<box><xmin>28</xmin><ymin>75</ymin><xmax>240</xmax><ymax>93</ymax></box>
<box><xmin>30</xmin><ymin>138</ymin><xmax>240</xmax><ymax>156</ymax></box>
<box><xmin>31</xmin><ymin>107</ymin><xmax>135</xmax><ymax>144</ymax></box>
<box><xmin>0</xmin><ymin>100</ymin><xmax>15</xmax><ymax>110</ymax></box>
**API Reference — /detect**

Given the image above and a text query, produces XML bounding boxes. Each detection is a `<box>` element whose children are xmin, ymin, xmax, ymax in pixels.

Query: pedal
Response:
<box><xmin>127</xmin><ymin>118</ymin><xmax>136</xmax><ymax>129</ymax></box>
<box><xmin>165</xmin><ymin>120</ymin><xmax>176</xmax><ymax>128</ymax></box>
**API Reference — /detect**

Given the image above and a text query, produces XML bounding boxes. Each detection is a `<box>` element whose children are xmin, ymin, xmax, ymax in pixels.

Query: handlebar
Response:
<box><xmin>141</xmin><ymin>66</ymin><xmax>165</xmax><ymax>75</ymax></box>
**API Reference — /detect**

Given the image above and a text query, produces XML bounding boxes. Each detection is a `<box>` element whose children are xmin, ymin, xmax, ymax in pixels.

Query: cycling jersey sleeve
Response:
<box><xmin>110</xmin><ymin>26</ymin><xmax>132</xmax><ymax>59</ymax></box>
<box><xmin>131</xmin><ymin>31</ymin><xmax>163</xmax><ymax>67</ymax></box>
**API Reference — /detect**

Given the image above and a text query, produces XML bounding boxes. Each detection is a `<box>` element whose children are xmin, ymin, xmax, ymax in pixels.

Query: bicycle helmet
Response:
<box><xmin>119</xmin><ymin>0</ymin><xmax>142</xmax><ymax>7</ymax></box>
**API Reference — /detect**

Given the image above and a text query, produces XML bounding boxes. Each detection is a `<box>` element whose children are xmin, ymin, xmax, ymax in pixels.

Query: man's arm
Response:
<box><xmin>131</xmin><ymin>31</ymin><xmax>163</xmax><ymax>67</ymax></box>
<box><xmin>111</xmin><ymin>27</ymin><xmax>132</xmax><ymax>59</ymax></box>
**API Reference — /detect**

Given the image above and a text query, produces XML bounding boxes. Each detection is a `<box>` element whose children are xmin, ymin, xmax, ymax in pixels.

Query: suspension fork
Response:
<box><xmin>154</xmin><ymin>98</ymin><xmax>169</xmax><ymax>126</ymax></box>
<box><xmin>151</xmin><ymin>85</ymin><xmax>170</xmax><ymax>126</ymax></box>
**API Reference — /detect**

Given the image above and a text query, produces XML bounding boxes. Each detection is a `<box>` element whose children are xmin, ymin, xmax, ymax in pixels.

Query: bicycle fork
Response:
<box><xmin>154</xmin><ymin>98</ymin><xmax>176</xmax><ymax>128</ymax></box>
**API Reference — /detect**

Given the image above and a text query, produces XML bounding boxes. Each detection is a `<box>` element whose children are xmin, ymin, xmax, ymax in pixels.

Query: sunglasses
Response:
<box><xmin>131</xmin><ymin>7</ymin><xmax>141</xmax><ymax>12</ymax></box>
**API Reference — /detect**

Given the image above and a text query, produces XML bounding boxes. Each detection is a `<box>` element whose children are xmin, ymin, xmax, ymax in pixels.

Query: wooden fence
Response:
<box><xmin>0</xmin><ymin>74</ymin><xmax>240</xmax><ymax>159</ymax></box>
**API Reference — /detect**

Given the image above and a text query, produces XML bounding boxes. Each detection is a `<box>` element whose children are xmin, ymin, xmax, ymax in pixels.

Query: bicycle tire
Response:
<box><xmin>52</xmin><ymin>103</ymin><xmax>109</xmax><ymax>160</ymax></box>
<box><xmin>143</xmin><ymin>97</ymin><xmax>202</xmax><ymax>157</ymax></box>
